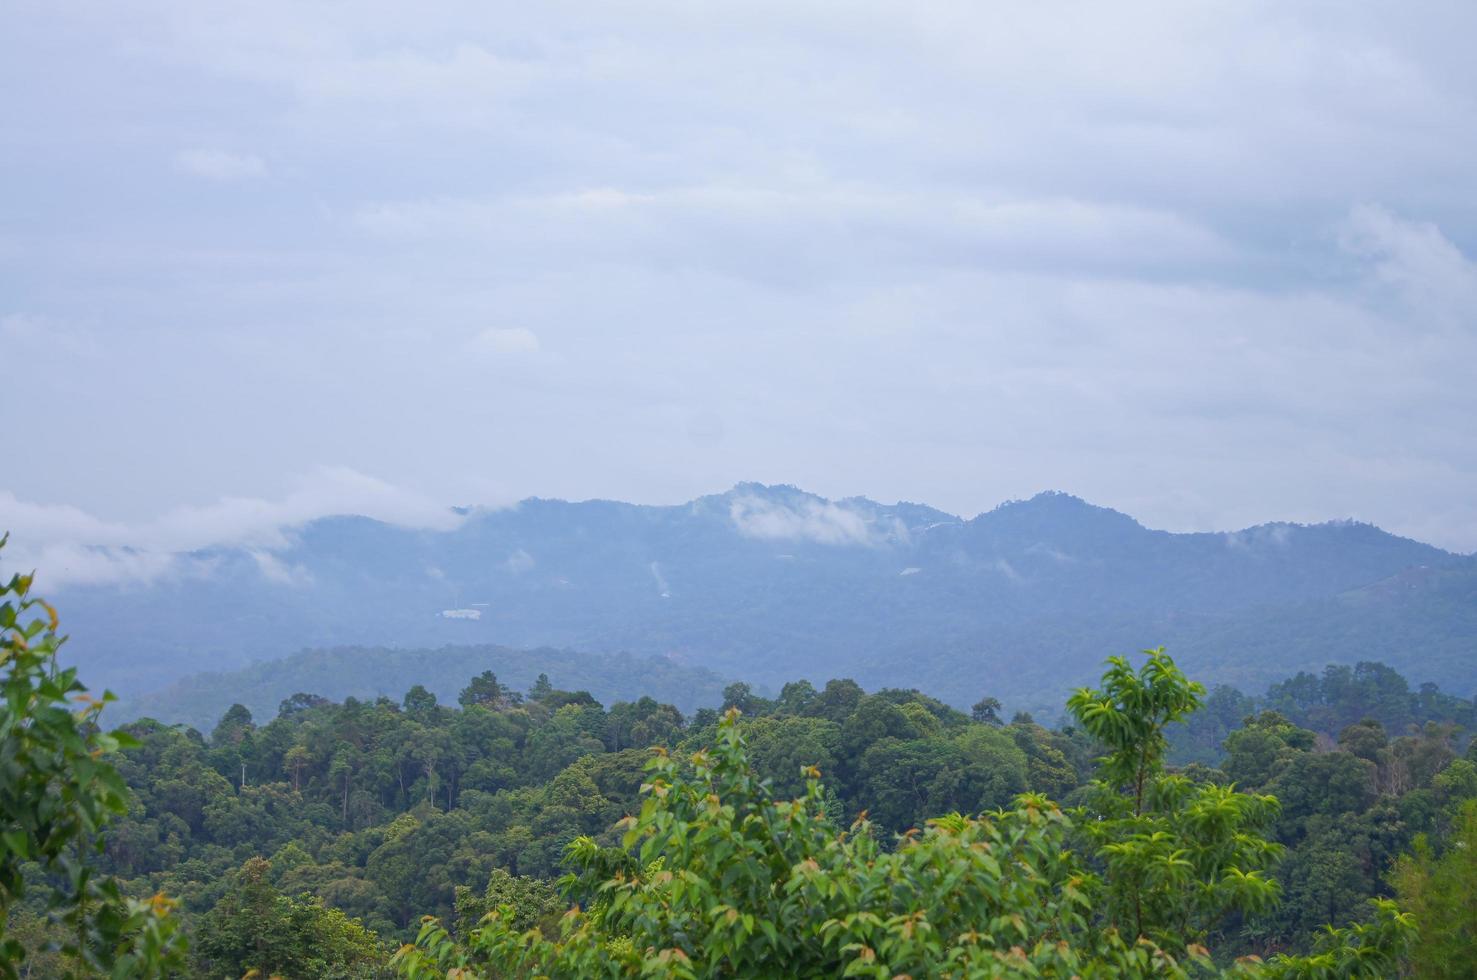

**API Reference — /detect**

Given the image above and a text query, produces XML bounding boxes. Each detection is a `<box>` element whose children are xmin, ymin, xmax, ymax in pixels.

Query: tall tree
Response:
<box><xmin>1067</xmin><ymin>649</ymin><xmax>1282</xmax><ymax>950</ymax></box>
<box><xmin>1391</xmin><ymin>799</ymin><xmax>1477</xmax><ymax>979</ymax></box>
<box><xmin>0</xmin><ymin>535</ymin><xmax>185</xmax><ymax>977</ymax></box>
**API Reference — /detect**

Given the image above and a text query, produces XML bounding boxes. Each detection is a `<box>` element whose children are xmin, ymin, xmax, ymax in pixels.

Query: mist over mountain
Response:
<box><xmin>42</xmin><ymin>483</ymin><xmax>1473</xmax><ymax>721</ymax></box>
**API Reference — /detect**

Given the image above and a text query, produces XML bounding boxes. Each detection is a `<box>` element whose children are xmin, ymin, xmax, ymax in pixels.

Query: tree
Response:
<box><xmin>279</xmin><ymin>692</ymin><xmax>331</xmax><ymax>717</ymax></box>
<box><xmin>403</xmin><ymin>684</ymin><xmax>438</xmax><ymax>717</ymax></box>
<box><xmin>453</xmin><ymin>868</ymin><xmax>562</xmax><ymax>939</ymax></box>
<box><xmin>971</xmin><ymin>696</ymin><xmax>1002</xmax><ymax>725</ymax></box>
<box><xmin>1223</xmin><ymin>711</ymin><xmax>1316</xmax><ymax>789</ymax></box>
<box><xmin>804</xmin><ymin>677</ymin><xmax>864</xmax><ymax>723</ymax></box>
<box><xmin>0</xmin><ymin>535</ymin><xmax>185</xmax><ymax>977</ymax></box>
<box><xmin>1391</xmin><ymin>798</ymin><xmax>1477</xmax><ymax>979</ymax></box>
<box><xmin>396</xmin><ymin>709</ymin><xmax>1200</xmax><ymax>978</ymax></box>
<box><xmin>529</xmin><ymin>673</ymin><xmax>554</xmax><ymax>701</ymax></box>
<box><xmin>458</xmin><ymin>671</ymin><xmax>505</xmax><ymax>709</ymax></box>
<box><xmin>720</xmin><ymin>681</ymin><xmax>768</xmax><ymax>716</ymax></box>
<box><xmin>211</xmin><ymin>703</ymin><xmax>255</xmax><ymax>746</ymax></box>
<box><xmin>1259</xmin><ymin>899</ymin><xmax>1415</xmax><ymax>979</ymax></box>
<box><xmin>192</xmin><ymin>857</ymin><xmax>387</xmax><ymax>978</ymax></box>
<box><xmin>775</xmin><ymin>679</ymin><xmax>817</xmax><ymax>715</ymax></box>
<box><xmin>743</xmin><ymin>715</ymin><xmax>841</xmax><ymax>801</ymax></box>
<box><xmin>395</xmin><ymin>652</ymin><xmax>1415</xmax><ymax>977</ymax></box>
<box><xmin>1067</xmin><ymin>649</ymin><xmax>1282</xmax><ymax>951</ymax></box>
<box><xmin>285</xmin><ymin>743</ymin><xmax>312</xmax><ymax>792</ymax></box>
<box><xmin>604</xmin><ymin>696</ymin><xmax>683</xmax><ymax>752</ymax></box>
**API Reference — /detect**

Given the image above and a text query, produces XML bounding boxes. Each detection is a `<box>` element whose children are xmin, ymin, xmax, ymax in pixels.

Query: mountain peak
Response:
<box><xmin>982</xmin><ymin>490</ymin><xmax>1140</xmax><ymax>524</ymax></box>
<box><xmin>725</xmin><ymin>481</ymin><xmax>814</xmax><ymax>499</ymax></box>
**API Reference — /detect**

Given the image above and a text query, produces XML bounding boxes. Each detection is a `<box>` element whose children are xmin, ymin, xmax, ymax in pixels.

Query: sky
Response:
<box><xmin>3</xmin><ymin>0</ymin><xmax>1477</xmax><ymax>580</ymax></box>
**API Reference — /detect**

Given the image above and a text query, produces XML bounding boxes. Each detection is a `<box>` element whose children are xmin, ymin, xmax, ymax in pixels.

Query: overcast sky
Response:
<box><xmin>3</xmin><ymin>0</ymin><xmax>1476</xmax><ymax>575</ymax></box>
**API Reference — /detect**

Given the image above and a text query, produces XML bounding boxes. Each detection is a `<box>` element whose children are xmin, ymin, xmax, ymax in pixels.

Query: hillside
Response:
<box><xmin>119</xmin><ymin>644</ymin><xmax>728</xmax><ymax>732</ymax></box>
<box><xmin>42</xmin><ymin>483</ymin><xmax>1469</xmax><ymax>715</ymax></box>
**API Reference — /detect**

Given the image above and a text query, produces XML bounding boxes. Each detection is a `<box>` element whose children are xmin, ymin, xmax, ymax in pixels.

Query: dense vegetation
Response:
<box><xmin>1</xmin><ymin>536</ymin><xmax>184</xmax><ymax>976</ymax></box>
<box><xmin>119</xmin><ymin>645</ymin><xmax>727</xmax><ymax>733</ymax></box>
<box><xmin>8</xmin><ymin>533</ymin><xmax>1477</xmax><ymax>976</ymax></box>
<box><xmin>55</xmin><ymin>656</ymin><xmax>1469</xmax><ymax>976</ymax></box>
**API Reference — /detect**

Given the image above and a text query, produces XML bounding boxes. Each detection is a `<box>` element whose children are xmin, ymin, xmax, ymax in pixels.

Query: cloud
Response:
<box><xmin>729</xmin><ymin>494</ymin><xmax>898</xmax><ymax>546</ymax></box>
<box><xmin>504</xmin><ymin>549</ymin><xmax>534</xmax><ymax>573</ymax></box>
<box><xmin>1340</xmin><ymin>204</ymin><xmax>1477</xmax><ymax>323</ymax></box>
<box><xmin>1225</xmin><ymin>524</ymin><xmax>1295</xmax><ymax>551</ymax></box>
<box><xmin>0</xmin><ymin>467</ymin><xmax>464</xmax><ymax>589</ymax></box>
<box><xmin>146</xmin><ymin>466</ymin><xmax>463</xmax><ymax>550</ymax></box>
<box><xmin>1025</xmin><ymin>544</ymin><xmax>1078</xmax><ymax>564</ymax></box>
<box><xmin>353</xmin><ymin>186</ymin><xmax>1230</xmax><ymax>282</ymax></box>
<box><xmin>469</xmin><ymin>326</ymin><xmax>540</xmax><ymax>354</ymax></box>
<box><xmin>4</xmin><ymin>2</ymin><xmax>1477</xmax><ymax>553</ymax></box>
<box><xmin>174</xmin><ymin>148</ymin><xmax>267</xmax><ymax>180</ymax></box>
<box><xmin>0</xmin><ymin>541</ymin><xmax>190</xmax><ymax>591</ymax></box>
<box><xmin>649</xmin><ymin>561</ymin><xmax>671</xmax><ymax>597</ymax></box>
<box><xmin>249</xmin><ymin>549</ymin><xmax>314</xmax><ymax>586</ymax></box>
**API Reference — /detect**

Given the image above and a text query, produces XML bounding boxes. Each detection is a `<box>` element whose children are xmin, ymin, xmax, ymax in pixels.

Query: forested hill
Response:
<box><xmin>121</xmin><ymin>645</ymin><xmax>728</xmax><ymax>733</ymax></box>
<box><xmin>44</xmin><ymin>483</ymin><xmax>1470</xmax><ymax>714</ymax></box>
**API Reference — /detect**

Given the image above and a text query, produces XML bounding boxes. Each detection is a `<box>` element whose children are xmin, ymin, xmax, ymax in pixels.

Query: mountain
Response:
<box><xmin>37</xmin><ymin>483</ymin><xmax>1471</xmax><ymax>721</ymax></box>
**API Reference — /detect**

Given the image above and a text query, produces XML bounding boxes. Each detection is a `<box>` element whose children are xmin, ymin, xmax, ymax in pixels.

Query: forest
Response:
<box><xmin>4</xmin><ymin>541</ymin><xmax>1476</xmax><ymax>977</ymax></box>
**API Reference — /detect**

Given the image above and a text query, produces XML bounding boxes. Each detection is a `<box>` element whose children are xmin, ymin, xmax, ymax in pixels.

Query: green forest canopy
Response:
<box><xmin>4</xmin><ymin>541</ymin><xmax>1475</xmax><ymax>977</ymax></box>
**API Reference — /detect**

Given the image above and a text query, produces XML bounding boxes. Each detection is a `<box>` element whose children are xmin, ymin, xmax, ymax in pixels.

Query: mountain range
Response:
<box><xmin>39</xmin><ymin>483</ymin><xmax>1477</xmax><ymax>723</ymax></box>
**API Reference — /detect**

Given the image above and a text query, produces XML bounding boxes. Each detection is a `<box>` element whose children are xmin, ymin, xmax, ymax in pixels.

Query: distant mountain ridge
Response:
<box><xmin>35</xmin><ymin>483</ymin><xmax>1472</xmax><ymax>719</ymax></box>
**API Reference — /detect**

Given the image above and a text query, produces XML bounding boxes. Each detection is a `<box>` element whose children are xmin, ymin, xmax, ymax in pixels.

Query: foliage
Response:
<box><xmin>192</xmin><ymin>856</ymin><xmax>389</xmax><ymax>979</ymax></box>
<box><xmin>0</xmin><ymin>534</ymin><xmax>185</xmax><ymax>978</ymax></box>
<box><xmin>121</xmin><ymin>644</ymin><xmax>728</xmax><ymax>733</ymax></box>
<box><xmin>1263</xmin><ymin>662</ymin><xmax>1475</xmax><ymax>740</ymax></box>
<box><xmin>393</xmin><ymin>652</ymin><xmax>1421</xmax><ymax>977</ymax></box>
<box><xmin>1257</xmin><ymin>899</ymin><xmax>1415</xmax><ymax>979</ymax></box>
<box><xmin>1390</xmin><ymin>798</ymin><xmax>1477</xmax><ymax>979</ymax></box>
<box><xmin>1068</xmin><ymin>650</ymin><xmax>1282</xmax><ymax>951</ymax></box>
<box><xmin>453</xmin><ymin>868</ymin><xmax>563</xmax><ymax>939</ymax></box>
<box><xmin>34</xmin><ymin>634</ymin><xmax>1463</xmax><ymax>975</ymax></box>
<box><xmin>395</xmin><ymin>709</ymin><xmax>1213</xmax><ymax>978</ymax></box>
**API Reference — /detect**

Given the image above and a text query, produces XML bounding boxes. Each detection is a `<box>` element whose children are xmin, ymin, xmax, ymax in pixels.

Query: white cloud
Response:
<box><xmin>5</xmin><ymin>1</ymin><xmax>1477</xmax><ymax>553</ymax></box>
<box><xmin>0</xmin><ymin>467</ymin><xmax>463</xmax><ymax>589</ymax></box>
<box><xmin>1225</xmin><ymin>524</ymin><xmax>1295</xmax><ymax>550</ymax></box>
<box><xmin>249</xmin><ymin>549</ymin><xmax>314</xmax><ymax>586</ymax></box>
<box><xmin>729</xmin><ymin>494</ymin><xmax>899</xmax><ymax>546</ymax></box>
<box><xmin>469</xmin><ymin>326</ymin><xmax>540</xmax><ymax>354</ymax></box>
<box><xmin>1340</xmin><ymin>204</ymin><xmax>1477</xmax><ymax>323</ymax></box>
<box><xmin>1025</xmin><ymin>544</ymin><xmax>1078</xmax><ymax>564</ymax></box>
<box><xmin>649</xmin><ymin>561</ymin><xmax>671</xmax><ymax>597</ymax></box>
<box><xmin>0</xmin><ymin>541</ymin><xmax>188</xmax><ymax>591</ymax></box>
<box><xmin>143</xmin><ymin>466</ymin><xmax>462</xmax><ymax>551</ymax></box>
<box><xmin>175</xmin><ymin>148</ymin><xmax>267</xmax><ymax>180</ymax></box>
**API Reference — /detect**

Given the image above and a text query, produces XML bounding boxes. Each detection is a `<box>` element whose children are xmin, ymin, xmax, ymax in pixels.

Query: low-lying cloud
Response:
<box><xmin>0</xmin><ymin>467</ymin><xmax>463</xmax><ymax>589</ymax></box>
<box><xmin>729</xmin><ymin>495</ymin><xmax>902</xmax><ymax>546</ymax></box>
